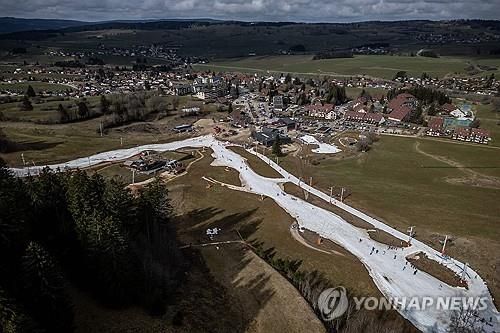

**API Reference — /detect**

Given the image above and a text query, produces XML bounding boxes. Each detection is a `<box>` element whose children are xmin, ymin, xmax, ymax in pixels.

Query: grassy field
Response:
<box><xmin>0</xmin><ymin>95</ymin><xmax>100</xmax><ymax>122</ymax></box>
<box><xmin>196</xmin><ymin>55</ymin><xmax>500</xmax><ymax>79</ymax></box>
<box><xmin>475</xmin><ymin>102</ymin><xmax>500</xmax><ymax>147</ymax></box>
<box><xmin>0</xmin><ymin>81</ymin><xmax>73</xmax><ymax>93</ymax></box>
<box><xmin>0</xmin><ymin>95</ymin><xmax>205</xmax><ymax>166</ymax></box>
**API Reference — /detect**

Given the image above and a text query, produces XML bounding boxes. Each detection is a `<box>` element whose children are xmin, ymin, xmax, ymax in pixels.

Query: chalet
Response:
<box><xmin>426</xmin><ymin>117</ymin><xmax>445</xmax><ymax>136</ymax></box>
<box><xmin>252</xmin><ymin>127</ymin><xmax>291</xmax><ymax>147</ymax></box>
<box><xmin>387</xmin><ymin>93</ymin><xmax>417</xmax><ymax>122</ymax></box>
<box><xmin>440</xmin><ymin>103</ymin><xmax>457</xmax><ymax>115</ymax></box>
<box><xmin>451</xmin><ymin>127</ymin><xmax>491</xmax><ymax>144</ymax></box>
<box><xmin>273</xmin><ymin>95</ymin><xmax>284</xmax><ymax>112</ymax></box>
<box><xmin>306</xmin><ymin>104</ymin><xmax>335</xmax><ymax>119</ymax></box>
<box><xmin>344</xmin><ymin>111</ymin><xmax>385</xmax><ymax>125</ymax></box>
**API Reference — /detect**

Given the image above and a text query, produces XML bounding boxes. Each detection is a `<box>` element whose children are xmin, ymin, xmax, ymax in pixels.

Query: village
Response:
<box><xmin>1</xmin><ymin>56</ymin><xmax>497</xmax><ymax>149</ymax></box>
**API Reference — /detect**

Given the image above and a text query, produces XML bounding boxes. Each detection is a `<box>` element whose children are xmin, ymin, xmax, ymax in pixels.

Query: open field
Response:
<box><xmin>0</xmin><ymin>95</ymin><xmax>207</xmax><ymax>166</ymax></box>
<box><xmin>195</xmin><ymin>55</ymin><xmax>500</xmax><ymax>79</ymax></box>
<box><xmin>0</xmin><ymin>95</ymin><xmax>101</xmax><ymax>122</ymax></box>
<box><xmin>0</xmin><ymin>81</ymin><xmax>73</xmax><ymax>93</ymax></box>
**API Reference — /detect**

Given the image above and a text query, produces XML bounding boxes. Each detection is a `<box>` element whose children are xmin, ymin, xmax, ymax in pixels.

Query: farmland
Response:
<box><xmin>196</xmin><ymin>55</ymin><xmax>500</xmax><ymax>79</ymax></box>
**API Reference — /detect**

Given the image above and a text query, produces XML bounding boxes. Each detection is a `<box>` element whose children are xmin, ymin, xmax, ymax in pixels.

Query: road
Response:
<box><xmin>8</xmin><ymin>135</ymin><xmax>500</xmax><ymax>333</ymax></box>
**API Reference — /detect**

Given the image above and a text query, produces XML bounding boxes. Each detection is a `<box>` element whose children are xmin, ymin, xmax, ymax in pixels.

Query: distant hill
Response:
<box><xmin>0</xmin><ymin>17</ymin><xmax>227</xmax><ymax>34</ymax></box>
<box><xmin>0</xmin><ymin>17</ymin><xmax>92</xmax><ymax>33</ymax></box>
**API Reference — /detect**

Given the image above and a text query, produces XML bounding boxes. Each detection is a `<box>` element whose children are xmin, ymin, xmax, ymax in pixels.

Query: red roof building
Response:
<box><xmin>451</xmin><ymin>127</ymin><xmax>491</xmax><ymax>144</ymax></box>
<box><xmin>387</xmin><ymin>93</ymin><xmax>417</xmax><ymax>122</ymax></box>
<box><xmin>426</xmin><ymin>117</ymin><xmax>445</xmax><ymax>136</ymax></box>
<box><xmin>344</xmin><ymin>111</ymin><xmax>385</xmax><ymax>125</ymax></box>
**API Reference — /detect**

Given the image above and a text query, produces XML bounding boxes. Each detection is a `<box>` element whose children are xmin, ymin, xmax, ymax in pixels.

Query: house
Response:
<box><xmin>252</xmin><ymin>127</ymin><xmax>291</xmax><ymax>147</ymax></box>
<box><xmin>441</xmin><ymin>103</ymin><xmax>471</xmax><ymax>120</ymax></box>
<box><xmin>344</xmin><ymin>111</ymin><xmax>385</xmax><ymax>125</ymax></box>
<box><xmin>426</xmin><ymin>117</ymin><xmax>445</xmax><ymax>136</ymax></box>
<box><xmin>387</xmin><ymin>93</ymin><xmax>417</xmax><ymax>122</ymax></box>
<box><xmin>306</xmin><ymin>104</ymin><xmax>336</xmax><ymax>119</ymax></box>
<box><xmin>440</xmin><ymin>103</ymin><xmax>457</xmax><ymax>115</ymax></box>
<box><xmin>451</xmin><ymin>127</ymin><xmax>491</xmax><ymax>144</ymax></box>
<box><xmin>273</xmin><ymin>117</ymin><xmax>297</xmax><ymax>132</ymax></box>
<box><xmin>173</xmin><ymin>84</ymin><xmax>193</xmax><ymax>96</ymax></box>
<box><xmin>273</xmin><ymin>95</ymin><xmax>284</xmax><ymax>112</ymax></box>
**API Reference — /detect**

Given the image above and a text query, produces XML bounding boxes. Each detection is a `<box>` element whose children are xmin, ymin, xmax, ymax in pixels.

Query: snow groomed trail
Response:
<box><xmin>9</xmin><ymin>135</ymin><xmax>499</xmax><ymax>333</ymax></box>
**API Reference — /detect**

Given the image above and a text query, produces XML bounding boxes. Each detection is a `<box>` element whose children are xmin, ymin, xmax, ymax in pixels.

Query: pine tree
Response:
<box><xmin>21</xmin><ymin>96</ymin><xmax>33</xmax><ymax>111</ymax></box>
<box><xmin>21</xmin><ymin>242</ymin><xmax>73</xmax><ymax>332</ymax></box>
<box><xmin>103</xmin><ymin>179</ymin><xmax>136</xmax><ymax>230</ymax></box>
<box><xmin>100</xmin><ymin>95</ymin><xmax>111</xmax><ymax>114</ymax></box>
<box><xmin>77</xmin><ymin>101</ymin><xmax>89</xmax><ymax>119</ymax></box>
<box><xmin>25</xmin><ymin>85</ymin><xmax>36</xmax><ymax>98</ymax></box>
<box><xmin>57</xmin><ymin>104</ymin><xmax>70</xmax><ymax>123</ymax></box>
<box><xmin>0</xmin><ymin>288</ymin><xmax>40</xmax><ymax>333</ymax></box>
<box><xmin>272</xmin><ymin>136</ymin><xmax>282</xmax><ymax>156</ymax></box>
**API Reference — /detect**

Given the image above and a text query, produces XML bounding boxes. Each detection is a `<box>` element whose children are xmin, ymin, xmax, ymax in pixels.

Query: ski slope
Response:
<box><xmin>9</xmin><ymin>135</ymin><xmax>499</xmax><ymax>332</ymax></box>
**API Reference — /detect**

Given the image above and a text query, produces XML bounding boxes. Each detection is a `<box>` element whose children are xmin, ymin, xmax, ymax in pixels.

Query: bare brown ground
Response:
<box><xmin>407</xmin><ymin>252</ymin><xmax>467</xmax><ymax>288</ymax></box>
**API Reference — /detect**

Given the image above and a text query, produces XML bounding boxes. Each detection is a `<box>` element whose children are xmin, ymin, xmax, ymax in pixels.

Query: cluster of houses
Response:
<box><xmin>426</xmin><ymin>103</ymin><xmax>491</xmax><ymax>144</ymax></box>
<box><xmin>304</xmin><ymin>93</ymin><xmax>416</xmax><ymax>127</ymax></box>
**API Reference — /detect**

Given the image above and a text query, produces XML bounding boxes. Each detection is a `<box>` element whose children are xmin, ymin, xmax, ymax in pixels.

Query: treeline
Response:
<box><xmin>324</xmin><ymin>83</ymin><xmax>348</xmax><ymax>105</ymax></box>
<box><xmin>387</xmin><ymin>86</ymin><xmax>451</xmax><ymax>105</ymax></box>
<box><xmin>100</xmin><ymin>94</ymin><xmax>172</xmax><ymax>131</ymax></box>
<box><xmin>0</xmin><ymin>163</ymin><xmax>184</xmax><ymax>332</ymax></box>
<box><xmin>0</xmin><ymin>128</ymin><xmax>14</xmax><ymax>153</ymax></box>
<box><xmin>251</xmin><ymin>241</ymin><xmax>417</xmax><ymax>333</ymax></box>
<box><xmin>313</xmin><ymin>50</ymin><xmax>353</xmax><ymax>60</ymax></box>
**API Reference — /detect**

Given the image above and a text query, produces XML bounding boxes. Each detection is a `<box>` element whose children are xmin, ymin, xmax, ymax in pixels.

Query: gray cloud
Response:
<box><xmin>0</xmin><ymin>0</ymin><xmax>498</xmax><ymax>22</ymax></box>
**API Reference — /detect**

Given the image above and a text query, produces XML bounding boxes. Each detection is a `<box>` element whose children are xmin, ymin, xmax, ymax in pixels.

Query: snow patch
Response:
<box><xmin>299</xmin><ymin>135</ymin><xmax>342</xmax><ymax>154</ymax></box>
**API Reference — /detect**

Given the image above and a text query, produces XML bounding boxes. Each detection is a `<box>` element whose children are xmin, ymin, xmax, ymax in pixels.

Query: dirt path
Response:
<box><xmin>290</xmin><ymin>225</ymin><xmax>347</xmax><ymax>257</ymax></box>
<box><xmin>415</xmin><ymin>141</ymin><xmax>500</xmax><ymax>189</ymax></box>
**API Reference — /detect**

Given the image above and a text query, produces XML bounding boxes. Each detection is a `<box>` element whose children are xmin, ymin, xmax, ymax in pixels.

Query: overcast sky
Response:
<box><xmin>1</xmin><ymin>0</ymin><xmax>499</xmax><ymax>22</ymax></box>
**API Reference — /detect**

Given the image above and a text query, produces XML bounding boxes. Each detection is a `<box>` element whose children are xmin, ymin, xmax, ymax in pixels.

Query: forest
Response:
<box><xmin>0</xmin><ymin>160</ymin><xmax>183</xmax><ymax>332</ymax></box>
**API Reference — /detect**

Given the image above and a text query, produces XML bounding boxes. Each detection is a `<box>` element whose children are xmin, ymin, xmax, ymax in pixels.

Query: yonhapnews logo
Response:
<box><xmin>317</xmin><ymin>286</ymin><xmax>349</xmax><ymax>320</ymax></box>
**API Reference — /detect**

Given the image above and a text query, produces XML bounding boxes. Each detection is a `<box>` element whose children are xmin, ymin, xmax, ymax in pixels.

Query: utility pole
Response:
<box><xmin>340</xmin><ymin>187</ymin><xmax>345</xmax><ymax>202</ymax></box>
<box><xmin>21</xmin><ymin>153</ymin><xmax>26</xmax><ymax>166</ymax></box>
<box><xmin>407</xmin><ymin>226</ymin><xmax>415</xmax><ymax>245</ymax></box>
<box><xmin>120</xmin><ymin>137</ymin><xmax>123</xmax><ymax>146</ymax></box>
<box><xmin>99</xmin><ymin>121</ymin><xmax>103</xmax><ymax>137</ymax></box>
<box><xmin>441</xmin><ymin>235</ymin><xmax>448</xmax><ymax>256</ymax></box>
<box><xmin>330</xmin><ymin>187</ymin><xmax>333</xmax><ymax>203</ymax></box>
<box><xmin>309</xmin><ymin>176</ymin><xmax>312</xmax><ymax>187</ymax></box>
<box><xmin>132</xmin><ymin>169</ymin><xmax>136</xmax><ymax>184</ymax></box>
<box><xmin>461</xmin><ymin>262</ymin><xmax>468</xmax><ymax>281</ymax></box>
